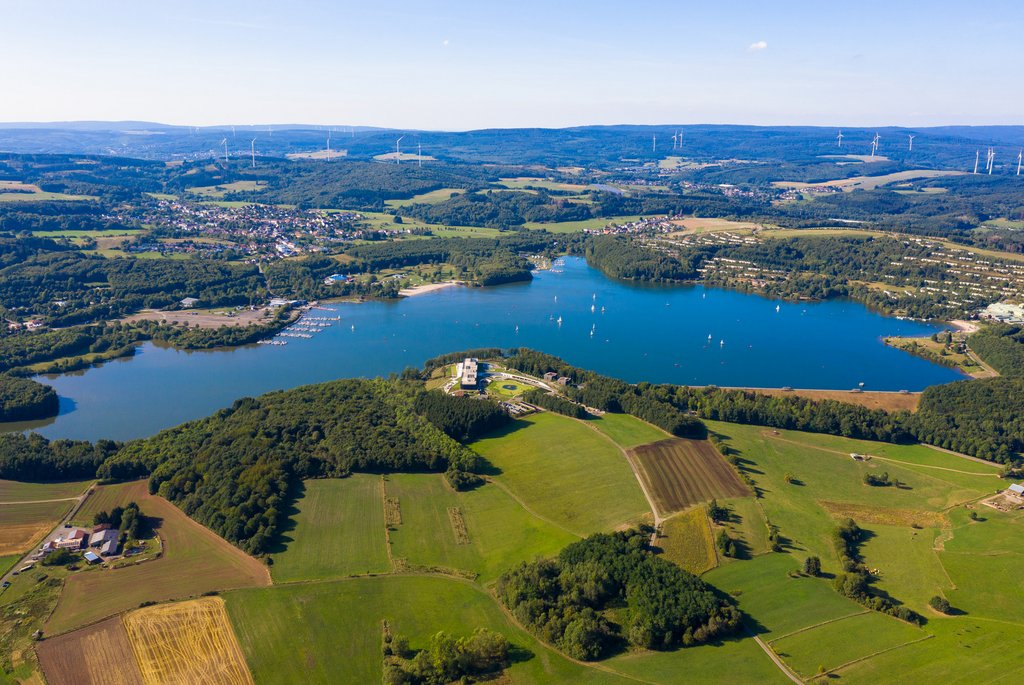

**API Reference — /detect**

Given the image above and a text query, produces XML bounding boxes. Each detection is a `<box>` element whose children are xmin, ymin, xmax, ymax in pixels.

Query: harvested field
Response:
<box><xmin>48</xmin><ymin>481</ymin><xmax>270</xmax><ymax>635</ymax></box>
<box><xmin>629</xmin><ymin>438</ymin><xmax>750</xmax><ymax>516</ymax></box>
<box><xmin>657</xmin><ymin>507</ymin><xmax>717</xmax><ymax>574</ymax></box>
<box><xmin>0</xmin><ymin>499</ymin><xmax>75</xmax><ymax>555</ymax></box>
<box><xmin>732</xmin><ymin>387</ymin><xmax>920</xmax><ymax>413</ymax></box>
<box><xmin>818</xmin><ymin>501</ymin><xmax>948</xmax><ymax>529</ymax></box>
<box><xmin>37</xmin><ymin>615</ymin><xmax>144</xmax><ymax>685</ymax></box>
<box><xmin>447</xmin><ymin>507</ymin><xmax>470</xmax><ymax>544</ymax></box>
<box><xmin>124</xmin><ymin>597</ymin><xmax>254</xmax><ymax>685</ymax></box>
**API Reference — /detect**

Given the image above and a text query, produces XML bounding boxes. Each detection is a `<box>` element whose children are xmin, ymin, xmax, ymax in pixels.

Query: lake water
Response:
<box><xmin>3</xmin><ymin>257</ymin><xmax>962</xmax><ymax>441</ymax></box>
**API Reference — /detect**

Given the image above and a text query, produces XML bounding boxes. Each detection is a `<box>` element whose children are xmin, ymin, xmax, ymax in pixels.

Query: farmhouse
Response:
<box><xmin>1007</xmin><ymin>483</ymin><xmax>1024</xmax><ymax>499</ymax></box>
<box><xmin>557</xmin><ymin>376</ymin><xmax>571</xmax><ymax>386</ymax></box>
<box><xmin>543</xmin><ymin>372</ymin><xmax>558</xmax><ymax>382</ymax></box>
<box><xmin>460</xmin><ymin>358</ymin><xmax>479</xmax><ymax>389</ymax></box>
<box><xmin>179</xmin><ymin>297</ymin><xmax>200</xmax><ymax>308</ymax></box>
<box><xmin>53</xmin><ymin>528</ymin><xmax>89</xmax><ymax>550</ymax></box>
<box><xmin>90</xmin><ymin>528</ymin><xmax>119</xmax><ymax>548</ymax></box>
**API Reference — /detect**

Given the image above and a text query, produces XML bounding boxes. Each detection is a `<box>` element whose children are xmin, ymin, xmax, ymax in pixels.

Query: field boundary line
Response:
<box><xmin>380</xmin><ymin>476</ymin><xmax>396</xmax><ymax>570</ymax></box>
<box><xmin>0</xmin><ymin>497</ymin><xmax>81</xmax><ymax>505</ymax></box>
<box><xmin>481</xmin><ymin>477</ymin><xmax>582</xmax><ymax>539</ymax></box>
<box><xmin>745</xmin><ymin>625</ymin><xmax>803</xmax><ymax>685</ymax></box>
<box><xmin>923</xmin><ymin>443</ymin><xmax>1002</xmax><ymax>467</ymax></box>
<box><xmin>869</xmin><ymin>455</ymin><xmax>1000</xmax><ymax>477</ymax></box>
<box><xmin>574</xmin><ymin>416</ymin><xmax>663</xmax><ymax>525</ymax></box>
<box><xmin>767</xmin><ymin>610</ymin><xmax>870</xmax><ymax>644</ymax></box>
<box><xmin>811</xmin><ymin>634</ymin><xmax>934</xmax><ymax>680</ymax></box>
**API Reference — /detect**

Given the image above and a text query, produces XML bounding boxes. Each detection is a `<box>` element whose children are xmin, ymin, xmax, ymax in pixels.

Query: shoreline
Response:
<box><xmin>399</xmin><ymin>281</ymin><xmax>463</xmax><ymax>297</ymax></box>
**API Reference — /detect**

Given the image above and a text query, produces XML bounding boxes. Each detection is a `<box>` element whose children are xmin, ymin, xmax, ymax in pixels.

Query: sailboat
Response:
<box><xmin>775</xmin><ymin>304</ymin><xmax>780</xmax><ymax>313</ymax></box>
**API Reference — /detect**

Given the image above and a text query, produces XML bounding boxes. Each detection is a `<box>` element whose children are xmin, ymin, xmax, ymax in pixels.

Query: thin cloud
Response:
<box><xmin>442</xmin><ymin>38</ymin><xmax>450</xmax><ymax>47</ymax></box>
<box><xmin>748</xmin><ymin>40</ymin><xmax>768</xmax><ymax>52</ymax></box>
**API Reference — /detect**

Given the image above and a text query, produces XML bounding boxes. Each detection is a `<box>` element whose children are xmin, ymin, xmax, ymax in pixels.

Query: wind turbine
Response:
<box><xmin>987</xmin><ymin>148</ymin><xmax>995</xmax><ymax>174</ymax></box>
<box><xmin>326</xmin><ymin>131</ymin><xmax>332</xmax><ymax>162</ymax></box>
<box><xmin>1017</xmin><ymin>149</ymin><xmax>1022</xmax><ymax>176</ymax></box>
<box><xmin>836</xmin><ymin>130</ymin><xmax>844</xmax><ymax>147</ymax></box>
<box><xmin>907</xmin><ymin>134</ymin><xmax>915</xmax><ymax>152</ymax></box>
<box><xmin>220</xmin><ymin>138</ymin><xmax>229</xmax><ymax>164</ymax></box>
<box><xmin>250</xmin><ymin>139</ymin><xmax>257</xmax><ymax>168</ymax></box>
<box><xmin>974</xmin><ymin>150</ymin><xmax>980</xmax><ymax>174</ymax></box>
<box><xmin>652</xmin><ymin>134</ymin><xmax>657</xmax><ymax>153</ymax></box>
<box><xmin>232</xmin><ymin>125</ymin><xmax>236</xmax><ymax>138</ymax></box>
<box><xmin>870</xmin><ymin>133</ymin><xmax>880</xmax><ymax>158</ymax></box>
<box><xmin>395</xmin><ymin>136</ymin><xmax>405</xmax><ymax>164</ymax></box>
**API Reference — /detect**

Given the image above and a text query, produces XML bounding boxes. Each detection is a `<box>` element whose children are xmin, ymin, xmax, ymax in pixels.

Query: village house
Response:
<box><xmin>54</xmin><ymin>528</ymin><xmax>88</xmax><ymax>550</ymax></box>
<box><xmin>90</xmin><ymin>528</ymin><xmax>119</xmax><ymax>548</ymax></box>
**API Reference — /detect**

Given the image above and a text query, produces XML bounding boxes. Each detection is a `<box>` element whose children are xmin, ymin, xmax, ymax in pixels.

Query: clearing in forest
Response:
<box><xmin>629</xmin><ymin>438</ymin><xmax>749</xmax><ymax>516</ymax></box>
<box><xmin>124</xmin><ymin>597</ymin><xmax>254</xmax><ymax>685</ymax></box>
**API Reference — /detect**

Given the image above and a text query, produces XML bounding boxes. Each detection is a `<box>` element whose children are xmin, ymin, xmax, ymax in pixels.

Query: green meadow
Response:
<box><xmin>225</xmin><ymin>575</ymin><xmax>635</xmax><ymax>685</ymax></box>
<box><xmin>469</xmin><ymin>412</ymin><xmax>650</xmax><ymax>535</ymax></box>
<box><xmin>269</xmin><ymin>476</ymin><xmax>391</xmax><ymax>582</ymax></box>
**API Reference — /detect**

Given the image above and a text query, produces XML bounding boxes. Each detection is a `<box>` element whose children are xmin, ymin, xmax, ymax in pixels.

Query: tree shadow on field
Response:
<box><xmin>265</xmin><ymin>480</ymin><xmax>305</xmax><ymax>555</ymax></box>
<box><xmin>470</xmin><ymin>419</ymin><xmax>536</xmax><ymax>477</ymax></box>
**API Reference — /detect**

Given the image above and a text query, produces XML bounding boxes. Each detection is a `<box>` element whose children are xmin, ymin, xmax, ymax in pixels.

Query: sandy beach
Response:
<box><xmin>399</xmin><ymin>281</ymin><xmax>463</xmax><ymax>297</ymax></box>
<box><xmin>948</xmin><ymin>319</ymin><xmax>980</xmax><ymax>333</ymax></box>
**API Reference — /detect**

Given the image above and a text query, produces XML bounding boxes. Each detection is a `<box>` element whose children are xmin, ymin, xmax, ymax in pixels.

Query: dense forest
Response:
<box><xmin>0</xmin><ymin>375</ymin><xmax>58</xmax><ymax>421</ymax></box>
<box><xmin>497</xmin><ymin>530</ymin><xmax>741</xmax><ymax>660</ymax></box>
<box><xmin>0</xmin><ymin>433</ymin><xmax>120</xmax><ymax>481</ymax></box>
<box><xmin>346</xmin><ymin>233</ymin><xmax>561</xmax><ymax>286</ymax></box>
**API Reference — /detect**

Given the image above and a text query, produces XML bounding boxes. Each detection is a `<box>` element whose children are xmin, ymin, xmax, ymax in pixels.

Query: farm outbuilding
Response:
<box><xmin>1008</xmin><ymin>483</ymin><xmax>1024</xmax><ymax>498</ymax></box>
<box><xmin>90</xmin><ymin>529</ymin><xmax>119</xmax><ymax>547</ymax></box>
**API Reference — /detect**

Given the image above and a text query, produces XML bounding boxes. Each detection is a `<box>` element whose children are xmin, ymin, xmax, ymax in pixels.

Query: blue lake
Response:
<box><xmin>4</xmin><ymin>257</ymin><xmax>962</xmax><ymax>441</ymax></box>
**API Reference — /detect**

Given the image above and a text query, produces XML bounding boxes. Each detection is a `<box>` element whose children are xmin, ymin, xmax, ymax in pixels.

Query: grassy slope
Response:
<box><xmin>225</xmin><ymin>575</ymin><xmax>634</xmax><ymax>685</ymax></box>
<box><xmin>470</xmin><ymin>412</ymin><xmax>649</xmax><ymax>535</ymax></box>
<box><xmin>0</xmin><ymin>480</ymin><xmax>91</xmax><ymax>502</ymax></box>
<box><xmin>586</xmin><ymin>412</ymin><xmax>669</xmax><ymax>449</ymax></box>
<box><xmin>386</xmin><ymin>473</ymin><xmax>481</xmax><ymax>573</ymax></box>
<box><xmin>705</xmin><ymin>421</ymin><xmax>998</xmax><ymax>575</ymax></box>
<box><xmin>270</xmin><ymin>476</ymin><xmax>391</xmax><ymax>582</ymax></box>
<box><xmin>703</xmin><ymin>422</ymin><xmax>1024</xmax><ymax>683</ymax></box>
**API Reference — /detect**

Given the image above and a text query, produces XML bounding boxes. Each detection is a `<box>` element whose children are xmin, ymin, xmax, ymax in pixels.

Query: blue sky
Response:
<box><xmin>1</xmin><ymin>1</ymin><xmax>1020</xmax><ymax>129</ymax></box>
